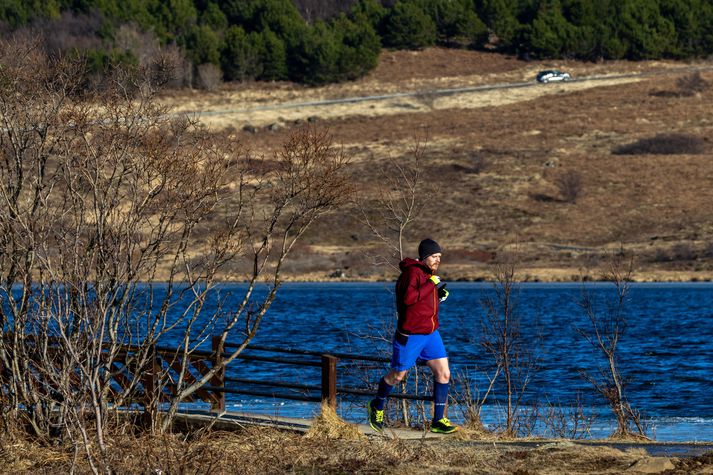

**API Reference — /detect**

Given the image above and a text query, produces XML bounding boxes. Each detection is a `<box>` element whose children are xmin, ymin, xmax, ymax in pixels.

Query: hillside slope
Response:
<box><xmin>161</xmin><ymin>48</ymin><xmax>713</xmax><ymax>282</ymax></box>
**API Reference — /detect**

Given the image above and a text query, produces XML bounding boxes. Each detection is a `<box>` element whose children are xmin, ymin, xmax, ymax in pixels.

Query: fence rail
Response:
<box><xmin>2</xmin><ymin>335</ymin><xmax>431</xmax><ymax>416</ymax></box>
<box><xmin>210</xmin><ymin>342</ymin><xmax>431</xmax><ymax>408</ymax></box>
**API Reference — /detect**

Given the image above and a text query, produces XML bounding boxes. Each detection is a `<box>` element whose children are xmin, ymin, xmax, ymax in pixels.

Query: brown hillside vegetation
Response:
<box><xmin>161</xmin><ymin>48</ymin><xmax>713</xmax><ymax>282</ymax></box>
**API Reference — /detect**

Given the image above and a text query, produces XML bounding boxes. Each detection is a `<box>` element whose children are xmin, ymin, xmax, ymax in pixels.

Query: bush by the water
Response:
<box><xmin>612</xmin><ymin>133</ymin><xmax>708</xmax><ymax>155</ymax></box>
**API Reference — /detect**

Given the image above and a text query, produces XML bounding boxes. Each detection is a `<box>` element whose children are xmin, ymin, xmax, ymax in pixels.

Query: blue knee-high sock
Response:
<box><xmin>433</xmin><ymin>381</ymin><xmax>450</xmax><ymax>421</ymax></box>
<box><xmin>372</xmin><ymin>377</ymin><xmax>394</xmax><ymax>410</ymax></box>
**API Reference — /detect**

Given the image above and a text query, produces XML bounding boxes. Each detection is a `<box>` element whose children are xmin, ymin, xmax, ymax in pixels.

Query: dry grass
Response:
<box><xmin>3</xmin><ymin>426</ymin><xmax>711</xmax><ymax>474</ymax></box>
<box><xmin>305</xmin><ymin>402</ymin><xmax>365</xmax><ymax>440</ymax></box>
<box><xmin>0</xmin><ymin>436</ymin><xmax>70</xmax><ymax>473</ymax></box>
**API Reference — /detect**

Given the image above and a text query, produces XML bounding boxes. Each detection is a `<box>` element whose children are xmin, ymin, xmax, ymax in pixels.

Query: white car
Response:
<box><xmin>536</xmin><ymin>70</ymin><xmax>571</xmax><ymax>83</ymax></box>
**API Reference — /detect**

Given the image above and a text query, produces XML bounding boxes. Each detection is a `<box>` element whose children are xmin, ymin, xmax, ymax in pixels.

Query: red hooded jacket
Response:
<box><xmin>395</xmin><ymin>258</ymin><xmax>440</xmax><ymax>335</ymax></box>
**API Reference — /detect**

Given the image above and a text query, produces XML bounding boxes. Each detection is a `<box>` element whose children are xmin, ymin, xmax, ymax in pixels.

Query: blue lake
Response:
<box><xmin>210</xmin><ymin>282</ymin><xmax>713</xmax><ymax>442</ymax></box>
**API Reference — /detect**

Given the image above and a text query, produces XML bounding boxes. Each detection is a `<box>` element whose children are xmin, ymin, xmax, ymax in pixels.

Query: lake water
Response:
<box><xmin>186</xmin><ymin>282</ymin><xmax>713</xmax><ymax>441</ymax></box>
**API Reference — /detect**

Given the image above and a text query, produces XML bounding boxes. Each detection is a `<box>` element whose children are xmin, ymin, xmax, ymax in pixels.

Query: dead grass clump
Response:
<box><xmin>554</xmin><ymin>169</ymin><xmax>582</xmax><ymax>204</ymax></box>
<box><xmin>110</xmin><ymin>428</ymin><xmax>307</xmax><ymax>474</ymax></box>
<box><xmin>452</xmin><ymin>410</ymin><xmax>496</xmax><ymax>441</ymax></box>
<box><xmin>453</xmin><ymin>425</ymin><xmax>496</xmax><ymax>441</ymax></box>
<box><xmin>673</xmin><ymin>450</ymin><xmax>713</xmax><ymax>472</ymax></box>
<box><xmin>0</xmin><ymin>435</ymin><xmax>70</xmax><ymax>473</ymax></box>
<box><xmin>612</xmin><ymin>133</ymin><xmax>707</xmax><ymax>155</ymax></box>
<box><xmin>676</xmin><ymin>71</ymin><xmax>710</xmax><ymax>96</ymax></box>
<box><xmin>651</xmin><ymin>72</ymin><xmax>710</xmax><ymax>98</ymax></box>
<box><xmin>529</xmin><ymin>443</ymin><xmax>642</xmax><ymax>473</ymax></box>
<box><xmin>106</xmin><ymin>432</ymin><xmax>224</xmax><ymax>474</ymax></box>
<box><xmin>305</xmin><ymin>402</ymin><xmax>365</xmax><ymax>440</ymax></box>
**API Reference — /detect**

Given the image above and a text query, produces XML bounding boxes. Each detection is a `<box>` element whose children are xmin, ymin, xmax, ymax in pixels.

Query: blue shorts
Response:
<box><xmin>391</xmin><ymin>330</ymin><xmax>447</xmax><ymax>371</ymax></box>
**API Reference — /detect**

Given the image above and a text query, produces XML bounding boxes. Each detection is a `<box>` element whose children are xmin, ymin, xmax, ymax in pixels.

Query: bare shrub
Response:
<box><xmin>480</xmin><ymin>252</ymin><xmax>537</xmax><ymax>436</ymax></box>
<box><xmin>612</xmin><ymin>133</ymin><xmax>707</xmax><ymax>155</ymax></box>
<box><xmin>451</xmin><ymin>151</ymin><xmax>488</xmax><ymax>175</ymax></box>
<box><xmin>651</xmin><ymin>243</ymin><xmax>699</xmax><ymax>262</ymax></box>
<box><xmin>541</xmin><ymin>394</ymin><xmax>597</xmax><ymax>439</ymax></box>
<box><xmin>33</xmin><ymin>11</ymin><xmax>104</xmax><ymax>55</ymax></box>
<box><xmin>676</xmin><ymin>71</ymin><xmax>710</xmax><ymax>96</ymax></box>
<box><xmin>554</xmin><ymin>169</ymin><xmax>582</xmax><ymax>203</ymax></box>
<box><xmin>451</xmin><ymin>367</ymin><xmax>498</xmax><ymax>433</ymax></box>
<box><xmin>0</xmin><ymin>38</ymin><xmax>351</xmax><ymax>471</ymax></box>
<box><xmin>196</xmin><ymin>63</ymin><xmax>222</xmax><ymax>90</ymax></box>
<box><xmin>651</xmin><ymin>247</ymin><xmax>671</xmax><ymax>262</ymax></box>
<box><xmin>114</xmin><ymin>23</ymin><xmax>161</xmax><ymax>67</ymax></box>
<box><xmin>576</xmin><ymin>255</ymin><xmax>648</xmax><ymax>440</ymax></box>
<box><xmin>671</xmin><ymin>242</ymin><xmax>697</xmax><ymax>261</ymax></box>
<box><xmin>146</xmin><ymin>43</ymin><xmax>192</xmax><ymax>88</ymax></box>
<box><xmin>470</xmin><ymin>151</ymin><xmax>489</xmax><ymax>174</ymax></box>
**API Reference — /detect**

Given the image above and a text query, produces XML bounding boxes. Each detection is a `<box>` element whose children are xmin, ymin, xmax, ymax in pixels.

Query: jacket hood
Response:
<box><xmin>399</xmin><ymin>257</ymin><xmax>430</xmax><ymax>272</ymax></box>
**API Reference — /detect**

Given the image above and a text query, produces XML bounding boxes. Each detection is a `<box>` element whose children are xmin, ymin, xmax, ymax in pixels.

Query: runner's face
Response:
<box><xmin>423</xmin><ymin>253</ymin><xmax>441</xmax><ymax>273</ymax></box>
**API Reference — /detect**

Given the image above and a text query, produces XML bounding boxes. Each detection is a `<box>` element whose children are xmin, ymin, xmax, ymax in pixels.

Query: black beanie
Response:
<box><xmin>418</xmin><ymin>238</ymin><xmax>442</xmax><ymax>261</ymax></box>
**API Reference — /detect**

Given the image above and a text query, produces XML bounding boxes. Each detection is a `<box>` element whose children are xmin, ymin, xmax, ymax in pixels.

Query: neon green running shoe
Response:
<box><xmin>430</xmin><ymin>417</ymin><xmax>458</xmax><ymax>434</ymax></box>
<box><xmin>367</xmin><ymin>400</ymin><xmax>384</xmax><ymax>432</ymax></box>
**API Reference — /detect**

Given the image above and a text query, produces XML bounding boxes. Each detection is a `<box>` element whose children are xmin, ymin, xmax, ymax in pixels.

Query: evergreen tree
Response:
<box><xmin>560</xmin><ymin>0</ymin><xmax>598</xmax><ymax>59</ymax></box>
<box><xmin>219</xmin><ymin>0</ymin><xmax>304</xmax><ymax>43</ymax></box>
<box><xmin>478</xmin><ymin>0</ymin><xmax>522</xmax><ymax>49</ymax></box>
<box><xmin>619</xmin><ymin>0</ymin><xmax>677</xmax><ymax>59</ymax></box>
<box><xmin>221</xmin><ymin>25</ymin><xmax>261</xmax><ymax>81</ymax></box>
<box><xmin>332</xmin><ymin>13</ymin><xmax>381</xmax><ymax>80</ymax></box>
<box><xmin>700</xmin><ymin>1</ymin><xmax>713</xmax><ymax>54</ymax></box>
<box><xmin>200</xmin><ymin>1</ymin><xmax>228</xmax><ymax>30</ymax></box>
<box><xmin>185</xmin><ymin>23</ymin><xmax>222</xmax><ymax>65</ymax></box>
<box><xmin>6</xmin><ymin>0</ymin><xmax>713</xmax><ymax>86</ymax></box>
<box><xmin>288</xmin><ymin>20</ymin><xmax>341</xmax><ymax>84</ymax></box>
<box><xmin>350</xmin><ymin>0</ymin><xmax>388</xmax><ymax>32</ymax></box>
<box><xmin>381</xmin><ymin>1</ymin><xmax>437</xmax><ymax>50</ymax></box>
<box><xmin>0</xmin><ymin>0</ymin><xmax>31</xmax><ymax>27</ymax></box>
<box><xmin>660</xmin><ymin>0</ymin><xmax>702</xmax><ymax>57</ymax></box>
<box><xmin>415</xmin><ymin>0</ymin><xmax>488</xmax><ymax>47</ymax></box>
<box><xmin>257</xmin><ymin>28</ymin><xmax>288</xmax><ymax>80</ymax></box>
<box><xmin>155</xmin><ymin>0</ymin><xmax>198</xmax><ymax>42</ymax></box>
<box><xmin>529</xmin><ymin>0</ymin><xmax>574</xmax><ymax>58</ymax></box>
<box><xmin>1</xmin><ymin>0</ymin><xmax>62</xmax><ymax>26</ymax></box>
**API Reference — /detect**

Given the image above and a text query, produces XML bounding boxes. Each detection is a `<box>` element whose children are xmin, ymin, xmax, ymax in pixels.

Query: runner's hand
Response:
<box><xmin>438</xmin><ymin>284</ymin><xmax>449</xmax><ymax>302</ymax></box>
<box><xmin>428</xmin><ymin>275</ymin><xmax>441</xmax><ymax>285</ymax></box>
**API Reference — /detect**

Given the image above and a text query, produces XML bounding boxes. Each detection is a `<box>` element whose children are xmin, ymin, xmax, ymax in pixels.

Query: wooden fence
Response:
<box><xmin>2</xmin><ymin>336</ymin><xmax>430</xmax><ymax>414</ymax></box>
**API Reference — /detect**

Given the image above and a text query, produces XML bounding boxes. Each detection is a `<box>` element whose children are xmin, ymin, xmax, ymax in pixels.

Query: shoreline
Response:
<box><xmin>274</xmin><ymin>270</ymin><xmax>713</xmax><ymax>284</ymax></box>
<box><xmin>174</xmin><ymin>409</ymin><xmax>713</xmax><ymax>456</ymax></box>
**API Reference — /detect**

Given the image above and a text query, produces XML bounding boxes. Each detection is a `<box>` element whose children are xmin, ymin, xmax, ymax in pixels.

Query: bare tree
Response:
<box><xmin>355</xmin><ymin>137</ymin><xmax>427</xmax><ymax>268</ymax></box>
<box><xmin>480</xmin><ymin>254</ymin><xmax>536</xmax><ymax>436</ymax></box>
<box><xmin>0</xmin><ymin>38</ymin><xmax>351</xmax><ymax>472</ymax></box>
<box><xmin>576</xmin><ymin>254</ymin><xmax>648</xmax><ymax>440</ymax></box>
<box><xmin>352</xmin><ymin>136</ymin><xmax>428</xmax><ymax>426</ymax></box>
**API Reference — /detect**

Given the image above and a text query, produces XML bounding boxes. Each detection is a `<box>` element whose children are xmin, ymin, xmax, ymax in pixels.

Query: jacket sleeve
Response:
<box><xmin>401</xmin><ymin>267</ymin><xmax>436</xmax><ymax>306</ymax></box>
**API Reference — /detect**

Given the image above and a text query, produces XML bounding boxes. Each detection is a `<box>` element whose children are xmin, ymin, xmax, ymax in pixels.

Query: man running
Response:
<box><xmin>367</xmin><ymin>238</ymin><xmax>457</xmax><ymax>434</ymax></box>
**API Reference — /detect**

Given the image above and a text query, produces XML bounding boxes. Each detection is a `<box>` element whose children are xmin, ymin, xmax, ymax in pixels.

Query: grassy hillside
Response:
<box><xmin>161</xmin><ymin>48</ymin><xmax>713</xmax><ymax>282</ymax></box>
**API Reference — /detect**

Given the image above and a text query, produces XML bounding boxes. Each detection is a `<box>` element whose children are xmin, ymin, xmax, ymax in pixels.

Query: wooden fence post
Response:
<box><xmin>321</xmin><ymin>354</ymin><xmax>337</xmax><ymax>408</ymax></box>
<box><xmin>143</xmin><ymin>344</ymin><xmax>159</xmax><ymax>428</ymax></box>
<box><xmin>211</xmin><ymin>336</ymin><xmax>225</xmax><ymax>412</ymax></box>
